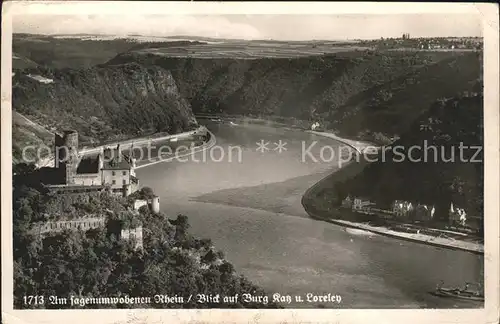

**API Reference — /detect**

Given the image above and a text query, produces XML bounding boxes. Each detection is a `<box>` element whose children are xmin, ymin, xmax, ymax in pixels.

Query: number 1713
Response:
<box><xmin>23</xmin><ymin>295</ymin><xmax>44</xmax><ymax>305</ymax></box>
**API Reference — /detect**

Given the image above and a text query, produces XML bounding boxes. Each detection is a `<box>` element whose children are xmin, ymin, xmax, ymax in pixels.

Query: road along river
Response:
<box><xmin>135</xmin><ymin>120</ymin><xmax>483</xmax><ymax>308</ymax></box>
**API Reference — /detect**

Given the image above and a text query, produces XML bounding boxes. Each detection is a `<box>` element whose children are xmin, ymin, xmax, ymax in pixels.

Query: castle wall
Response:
<box><xmin>30</xmin><ymin>216</ymin><xmax>106</xmax><ymax>235</ymax></box>
<box><xmin>133</xmin><ymin>199</ymin><xmax>148</xmax><ymax>210</ymax></box>
<box><xmin>73</xmin><ymin>173</ymin><xmax>102</xmax><ymax>186</ymax></box>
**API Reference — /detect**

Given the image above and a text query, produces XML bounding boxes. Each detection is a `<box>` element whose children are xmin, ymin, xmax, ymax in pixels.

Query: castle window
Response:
<box><xmin>122</xmin><ymin>171</ymin><xmax>127</xmax><ymax>175</ymax></box>
<box><xmin>112</xmin><ymin>180</ymin><xmax>116</xmax><ymax>185</ymax></box>
<box><xmin>123</xmin><ymin>179</ymin><xmax>126</xmax><ymax>185</ymax></box>
<box><xmin>112</xmin><ymin>171</ymin><xmax>116</xmax><ymax>176</ymax></box>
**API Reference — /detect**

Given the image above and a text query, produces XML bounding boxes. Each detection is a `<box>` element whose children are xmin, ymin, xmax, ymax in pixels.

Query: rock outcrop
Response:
<box><xmin>13</xmin><ymin>63</ymin><xmax>197</xmax><ymax>146</ymax></box>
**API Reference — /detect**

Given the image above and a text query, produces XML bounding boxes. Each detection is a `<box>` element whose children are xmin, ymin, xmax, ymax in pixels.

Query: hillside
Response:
<box><xmin>12</xmin><ymin>179</ymin><xmax>281</xmax><ymax>309</ymax></box>
<box><xmin>13</xmin><ymin>34</ymin><xmax>137</xmax><ymax>69</ymax></box>
<box><xmin>107</xmin><ymin>50</ymin><xmax>481</xmax><ymax>143</ymax></box>
<box><xmin>12</xmin><ymin>111</ymin><xmax>54</xmax><ymax>164</ymax></box>
<box><xmin>12</xmin><ymin>63</ymin><xmax>198</xmax><ymax>147</ymax></box>
<box><xmin>12</xmin><ymin>53</ymin><xmax>39</xmax><ymax>70</ymax></box>
<box><xmin>12</xmin><ymin>36</ymin><xmax>481</xmax><ymax>162</ymax></box>
<box><xmin>307</xmin><ymin>89</ymin><xmax>483</xmax><ymax>232</ymax></box>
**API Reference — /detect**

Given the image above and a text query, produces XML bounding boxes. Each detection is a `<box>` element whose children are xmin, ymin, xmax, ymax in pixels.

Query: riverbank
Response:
<box><xmin>301</xmin><ymin>148</ymin><xmax>484</xmax><ymax>255</ymax></box>
<box><xmin>306</xmin><ymin>130</ymin><xmax>378</xmax><ymax>154</ymax></box>
<box><xmin>196</xmin><ymin>114</ymin><xmax>311</xmax><ymax>131</ymax></box>
<box><xmin>36</xmin><ymin>125</ymin><xmax>208</xmax><ymax>168</ymax></box>
<box><xmin>135</xmin><ymin>129</ymin><xmax>217</xmax><ymax>169</ymax></box>
<box><xmin>308</xmin><ymin>210</ymin><xmax>484</xmax><ymax>254</ymax></box>
<box><xmin>197</xmin><ymin>114</ymin><xmax>379</xmax><ymax>153</ymax></box>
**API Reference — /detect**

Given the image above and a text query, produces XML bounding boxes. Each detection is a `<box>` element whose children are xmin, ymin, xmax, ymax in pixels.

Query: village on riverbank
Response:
<box><xmin>301</xmin><ymin>130</ymin><xmax>484</xmax><ymax>255</ymax></box>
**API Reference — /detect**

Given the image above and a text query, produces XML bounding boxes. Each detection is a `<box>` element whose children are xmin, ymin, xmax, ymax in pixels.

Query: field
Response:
<box><xmin>134</xmin><ymin>41</ymin><xmax>374</xmax><ymax>59</ymax></box>
<box><xmin>13</xmin><ymin>33</ymin><xmax>465</xmax><ymax>65</ymax></box>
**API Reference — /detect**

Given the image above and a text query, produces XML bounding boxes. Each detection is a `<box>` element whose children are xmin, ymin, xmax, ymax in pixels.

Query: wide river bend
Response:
<box><xmin>136</xmin><ymin>121</ymin><xmax>483</xmax><ymax>308</ymax></box>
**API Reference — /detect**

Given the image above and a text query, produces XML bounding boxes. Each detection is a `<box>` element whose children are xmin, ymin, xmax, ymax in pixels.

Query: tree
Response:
<box><xmin>13</xmin><ymin>162</ymin><xmax>37</xmax><ymax>175</ymax></box>
<box><xmin>172</xmin><ymin>214</ymin><xmax>190</xmax><ymax>242</ymax></box>
<box><xmin>12</xmin><ymin>181</ymin><xmax>280</xmax><ymax>309</ymax></box>
<box><xmin>138</xmin><ymin>186</ymin><xmax>155</xmax><ymax>200</ymax></box>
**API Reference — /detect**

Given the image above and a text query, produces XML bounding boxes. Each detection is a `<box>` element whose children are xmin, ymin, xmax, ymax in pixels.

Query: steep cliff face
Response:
<box><xmin>108</xmin><ymin>50</ymin><xmax>481</xmax><ymax>142</ymax></box>
<box><xmin>13</xmin><ymin>44</ymin><xmax>482</xmax><ymax>159</ymax></box>
<box><xmin>12</xmin><ymin>62</ymin><xmax>197</xmax><ymax>146</ymax></box>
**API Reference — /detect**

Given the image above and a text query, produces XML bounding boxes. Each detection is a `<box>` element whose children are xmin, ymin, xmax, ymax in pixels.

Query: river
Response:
<box><xmin>135</xmin><ymin>120</ymin><xmax>483</xmax><ymax>308</ymax></box>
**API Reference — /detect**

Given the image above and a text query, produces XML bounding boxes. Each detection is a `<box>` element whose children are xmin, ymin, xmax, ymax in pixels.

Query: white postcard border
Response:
<box><xmin>2</xmin><ymin>2</ymin><xmax>499</xmax><ymax>324</ymax></box>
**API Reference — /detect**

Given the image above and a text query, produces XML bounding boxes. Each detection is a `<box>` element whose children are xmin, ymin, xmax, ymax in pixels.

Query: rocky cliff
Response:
<box><xmin>12</xmin><ymin>37</ymin><xmax>482</xmax><ymax>161</ymax></box>
<box><xmin>12</xmin><ymin>63</ymin><xmax>197</xmax><ymax>147</ymax></box>
<box><xmin>107</xmin><ymin>50</ymin><xmax>481</xmax><ymax>143</ymax></box>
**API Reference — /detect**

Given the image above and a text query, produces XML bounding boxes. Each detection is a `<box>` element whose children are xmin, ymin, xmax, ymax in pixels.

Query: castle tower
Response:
<box><xmin>151</xmin><ymin>196</ymin><xmax>160</xmax><ymax>213</ymax></box>
<box><xmin>54</xmin><ymin>130</ymin><xmax>79</xmax><ymax>185</ymax></box>
<box><xmin>122</xmin><ymin>184</ymin><xmax>131</xmax><ymax>197</ymax></box>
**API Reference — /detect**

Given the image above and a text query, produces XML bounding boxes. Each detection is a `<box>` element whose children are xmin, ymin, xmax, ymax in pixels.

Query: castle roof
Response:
<box><xmin>101</xmin><ymin>148</ymin><xmax>133</xmax><ymax>170</ymax></box>
<box><xmin>76</xmin><ymin>156</ymin><xmax>100</xmax><ymax>174</ymax></box>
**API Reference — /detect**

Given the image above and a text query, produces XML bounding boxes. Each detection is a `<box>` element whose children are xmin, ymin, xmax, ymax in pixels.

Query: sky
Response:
<box><xmin>13</xmin><ymin>14</ymin><xmax>483</xmax><ymax>41</ymax></box>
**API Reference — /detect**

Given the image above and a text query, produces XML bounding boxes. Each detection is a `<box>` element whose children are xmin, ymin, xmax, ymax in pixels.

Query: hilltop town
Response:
<box><xmin>359</xmin><ymin>35</ymin><xmax>483</xmax><ymax>51</ymax></box>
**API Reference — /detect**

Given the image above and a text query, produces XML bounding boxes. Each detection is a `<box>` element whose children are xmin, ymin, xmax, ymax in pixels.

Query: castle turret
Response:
<box><xmin>122</xmin><ymin>184</ymin><xmax>131</xmax><ymax>197</ymax></box>
<box><xmin>150</xmin><ymin>196</ymin><xmax>160</xmax><ymax>213</ymax></box>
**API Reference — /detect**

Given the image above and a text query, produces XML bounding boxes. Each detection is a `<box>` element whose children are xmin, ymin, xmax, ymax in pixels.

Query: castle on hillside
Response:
<box><xmin>36</xmin><ymin>130</ymin><xmax>144</xmax><ymax>249</ymax></box>
<box><xmin>49</xmin><ymin>130</ymin><xmax>139</xmax><ymax>197</ymax></box>
<box><xmin>31</xmin><ymin>130</ymin><xmax>166</xmax><ymax>250</ymax></box>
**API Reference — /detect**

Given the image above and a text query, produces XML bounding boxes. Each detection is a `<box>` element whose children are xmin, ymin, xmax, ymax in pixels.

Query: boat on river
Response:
<box><xmin>432</xmin><ymin>281</ymin><xmax>484</xmax><ymax>302</ymax></box>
